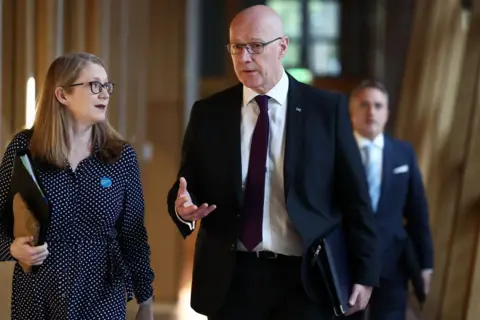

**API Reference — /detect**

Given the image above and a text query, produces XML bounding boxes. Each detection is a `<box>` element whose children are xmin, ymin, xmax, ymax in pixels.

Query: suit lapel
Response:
<box><xmin>283</xmin><ymin>75</ymin><xmax>304</xmax><ymax>200</ymax></box>
<box><xmin>225</xmin><ymin>84</ymin><xmax>245</xmax><ymax>207</ymax></box>
<box><xmin>378</xmin><ymin>137</ymin><xmax>393</xmax><ymax>212</ymax></box>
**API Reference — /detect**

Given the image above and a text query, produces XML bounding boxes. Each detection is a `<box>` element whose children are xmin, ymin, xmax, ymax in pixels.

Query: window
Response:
<box><xmin>267</xmin><ymin>0</ymin><xmax>341</xmax><ymax>76</ymax></box>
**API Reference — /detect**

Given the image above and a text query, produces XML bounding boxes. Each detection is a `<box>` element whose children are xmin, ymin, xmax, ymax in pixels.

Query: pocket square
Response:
<box><xmin>393</xmin><ymin>165</ymin><xmax>409</xmax><ymax>174</ymax></box>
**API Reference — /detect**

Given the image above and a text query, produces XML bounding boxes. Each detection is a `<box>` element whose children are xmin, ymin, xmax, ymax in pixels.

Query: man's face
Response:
<box><xmin>350</xmin><ymin>88</ymin><xmax>389</xmax><ymax>140</ymax></box>
<box><xmin>229</xmin><ymin>23</ymin><xmax>287</xmax><ymax>93</ymax></box>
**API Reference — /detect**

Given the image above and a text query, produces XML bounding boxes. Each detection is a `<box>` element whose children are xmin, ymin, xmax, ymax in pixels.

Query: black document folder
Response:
<box><xmin>1</xmin><ymin>149</ymin><xmax>50</xmax><ymax>271</ymax></box>
<box><xmin>311</xmin><ymin>226</ymin><xmax>352</xmax><ymax>316</ymax></box>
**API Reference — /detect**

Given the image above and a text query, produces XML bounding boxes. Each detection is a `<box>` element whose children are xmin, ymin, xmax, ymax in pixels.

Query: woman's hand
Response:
<box><xmin>10</xmin><ymin>236</ymin><xmax>49</xmax><ymax>266</ymax></box>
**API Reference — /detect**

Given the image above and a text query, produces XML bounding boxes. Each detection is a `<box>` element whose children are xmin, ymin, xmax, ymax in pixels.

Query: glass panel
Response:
<box><xmin>282</xmin><ymin>40</ymin><xmax>300</xmax><ymax>67</ymax></box>
<box><xmin>309</xmin><ymin>0</ymin><xmax>341</xmax><ymax>38</ymax></box>
<box><xmin>267</xmin><ymin>0</ymin><xmax>302</xmax><ymax>38</ymax></box>
<box><xmin>309</xmin><ymin>41</ymin><xmax>341</xmax><ymax>76</ymax></box>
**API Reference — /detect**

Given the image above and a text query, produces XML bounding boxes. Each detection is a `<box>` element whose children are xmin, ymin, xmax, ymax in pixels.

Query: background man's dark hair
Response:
<box><xmin>350</xmin><ymin>79</ymin><xmax>389</xmax><ymax>101</ymax></box>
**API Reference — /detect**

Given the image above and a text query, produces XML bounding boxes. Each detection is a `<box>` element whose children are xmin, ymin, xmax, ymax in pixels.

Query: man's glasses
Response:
<box><xmin>69</xmin><ymin>81</ymin><xmax>114</xmax><ymax>95</ymax></box>
<box><xmin>226</xmin><ymin>37</ymin><xmax>283</xmax><ymax>55</ymax></box>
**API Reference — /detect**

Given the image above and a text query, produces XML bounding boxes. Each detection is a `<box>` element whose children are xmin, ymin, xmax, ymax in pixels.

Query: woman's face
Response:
<box><xmin>57</xmin><ymin>62</ymin><xmax>113</xmax><ymax>126</ymax></box>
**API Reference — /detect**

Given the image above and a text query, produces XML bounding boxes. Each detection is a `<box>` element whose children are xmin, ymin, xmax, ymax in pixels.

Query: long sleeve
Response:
<box><xmin>0</xmin><ymin>133</ymin><xmax>29</xmax><ymax>261</ymax></box>
<box><xmin>117</xmin><ymin>146</ymin><xmax>155</xmax><ymax>304</ymax></box>
<box><xmin>167</xmin><ymin>102</ymin><xmax>200</xmax><ymax>238</ymax></box>
<box><xmin>333</xmin><ymin>94</ymin><xmax>380</xmax><ymax>287</ymax></box>
<box><xmin>403</xmin><ymin>144</ymin><xmax>434</xmax><ymax>269</ymax></box>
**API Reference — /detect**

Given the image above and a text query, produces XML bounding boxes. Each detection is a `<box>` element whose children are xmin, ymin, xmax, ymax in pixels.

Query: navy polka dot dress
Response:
<box><xmin>0</xmin><ymin>130</ymin><xmax>155</xmax><ymax>319</ymax></box>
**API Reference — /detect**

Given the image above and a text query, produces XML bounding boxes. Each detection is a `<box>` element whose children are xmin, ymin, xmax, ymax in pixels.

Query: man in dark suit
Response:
<box><xmin>347</xmin><ymin>80</ymin><xmax>434</xmax><ymax>320</ymax></box>
<box><xmin>166</xmin><ymin>5</ymin><xmax>380</xmax><ymax>320</ymax></box>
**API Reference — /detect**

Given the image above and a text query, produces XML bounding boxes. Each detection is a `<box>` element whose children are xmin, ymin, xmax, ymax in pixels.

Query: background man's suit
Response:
<box><xmin>167</xmin><ymin>74</ymin><xmax>380</xmax><ymax>317</ymax></box>
<box><xmin>351</xmin><ymin>133</ymin><xmax>434</xmax><ymax>319</ymax></box>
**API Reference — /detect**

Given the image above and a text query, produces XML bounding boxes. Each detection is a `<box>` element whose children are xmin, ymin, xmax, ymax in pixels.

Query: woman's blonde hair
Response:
<box><xmin>30</xmin><ymin>52</ymin><xmax>124</xmax><ymax>168</ymax></box>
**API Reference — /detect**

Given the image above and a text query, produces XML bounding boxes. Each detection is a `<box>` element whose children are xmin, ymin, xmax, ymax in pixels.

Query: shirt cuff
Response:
<box><xmin>175</xmin><ymin>207</ymin><xmax>195</xmax><ymax>231</ymax></box>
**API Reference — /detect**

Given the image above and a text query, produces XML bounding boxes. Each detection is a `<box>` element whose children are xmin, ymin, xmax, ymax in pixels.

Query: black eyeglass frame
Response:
<box><xmin>69</xmin><ymin>81</ymin><xmax>115</xmax><ymax>95</ymax></box>
<box><xmin>226</xmin><ymin>37</ymin><xmax>284</xmax><ymax>55</ymax></box>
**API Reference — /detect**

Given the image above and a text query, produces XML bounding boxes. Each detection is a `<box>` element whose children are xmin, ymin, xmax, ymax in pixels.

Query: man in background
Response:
<box><xmin>348</xmin><ymin>79</ymin><xmax>434</xmax><ymax>320</ymax></box>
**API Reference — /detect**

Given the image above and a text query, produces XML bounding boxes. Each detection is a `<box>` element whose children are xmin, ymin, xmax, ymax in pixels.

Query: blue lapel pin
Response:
<box><xmin>100</xmin><ymin>177</ymin><xmax>112</xmax><ymax>188</ymax></box>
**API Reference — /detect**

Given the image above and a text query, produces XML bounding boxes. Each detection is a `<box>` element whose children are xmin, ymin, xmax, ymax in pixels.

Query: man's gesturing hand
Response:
<box><xmin>344</xmin><ymin>284</ymin><xmax>373</xmax><ymax>316</ymax></box>
<box><xmin>175</xmin><ymin>177</ymin><xmax>216</xmax><ymax>222</ymax></box>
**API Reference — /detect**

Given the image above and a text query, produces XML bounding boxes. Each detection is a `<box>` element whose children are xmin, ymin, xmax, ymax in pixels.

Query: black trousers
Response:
<box><xmin>209</xmin><ymin>251</ymin><xmax>334</xmax><ymax>320</ymax></box>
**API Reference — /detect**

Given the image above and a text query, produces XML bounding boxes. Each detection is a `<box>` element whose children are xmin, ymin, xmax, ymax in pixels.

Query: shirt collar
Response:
<box><xmin>354</xmin><ymin>132</ymin><xmax>384</xmax><ymax>149</ymax></box>
<box><xmin>242</xmin><ymin>68</ymin><xmax>289</xmax><ymax>107</ymax></box>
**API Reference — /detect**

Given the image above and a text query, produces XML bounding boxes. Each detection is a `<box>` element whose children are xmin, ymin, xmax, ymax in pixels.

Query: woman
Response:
<box><xmin>0</xmin><ymin>52</ymin><xmax>154</xmax><ymax>319</ymax></box>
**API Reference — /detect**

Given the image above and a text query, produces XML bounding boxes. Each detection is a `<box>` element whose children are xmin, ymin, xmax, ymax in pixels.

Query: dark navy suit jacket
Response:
<box><xmin>167</xmin><ymin>75</ymin><xmax>380</xmax><ymax>316</ymax></box>
<box><xmin>375</xmin><ymin>135</ymin><xmax>434</xmax><ymax>279</ymax></box>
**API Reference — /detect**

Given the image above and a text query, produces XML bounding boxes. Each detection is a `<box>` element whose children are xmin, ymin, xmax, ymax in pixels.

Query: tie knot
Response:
<box><xmin>363</xmin><ymin>143</ymin><xmax>374</xmax><ymax>164</ymax></box>
<box><xmin>363</xmin><ymin>142</ymin><xmax>375</xmax><ymax>152</ymax></box>
<box><xmin>254</xmin><ymin>95</ymin><xmax>270</xmax><ymax>112</ymax></box>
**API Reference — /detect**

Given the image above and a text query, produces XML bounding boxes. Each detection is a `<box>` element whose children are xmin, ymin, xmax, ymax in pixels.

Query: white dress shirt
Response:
<box><xmin>176</xmin><ymin>68</ymin><xmax>303</xmax><ymax>256</ymax></box>
<box><xmin>237</xmin><ymin>68</ymin><xmax>303</xmax><ymax>256</ymax></box>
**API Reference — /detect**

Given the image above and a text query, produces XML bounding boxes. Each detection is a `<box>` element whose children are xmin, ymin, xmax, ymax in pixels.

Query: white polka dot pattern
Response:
<box><xmin>0</xmin><ymin>130</ymin><xmax>155</xmax><ymax>319</ymax></box>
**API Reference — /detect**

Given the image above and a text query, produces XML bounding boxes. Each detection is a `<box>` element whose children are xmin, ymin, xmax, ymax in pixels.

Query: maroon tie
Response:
<box><xmin>239</xmin><ymin>95</ymin><xmax>270</xmax><ymax>251</ymax></box>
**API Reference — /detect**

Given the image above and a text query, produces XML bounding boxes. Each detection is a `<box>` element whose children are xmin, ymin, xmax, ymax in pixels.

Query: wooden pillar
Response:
<box><xmin>63</xmin><ymin>0</ymin><xmax>86</xmax><ymax>53</ymax></box>
<box><xmin>117</xmin><ymin>0</ymin><xmax>129</xmax><ymax>137</ymax></box>
<box><xmin>35</xmin><ymin>0</ymin><xmax>60</xmax><ymax>96</ymax></box>
<box><xmin>105</xmin><ymin>0</ymin><xmax>123</xmax><ymax>132</ymax></box>
<box><xmin>143</xmin><ymin>0</ymin><xmax>186</xmax><ymax>303</ymax></box>
<box><xmin>436</xmin><ymin>2</ymin><xmax>480</xmax><ymax>318</ymax></box>
<box><xmin>395</xmin><ymin>0</ymin><xmax>465</xmax><ymax>179</ymax></box>
<box><xmin>397</xmin><ymin>0</ymin><xmax>480</xmax><ymax>318</ymax></box>
<box><xmin>84</xmin><ymin>0</ymin><xmax>100</xmax><ymax>54</ymax></box>
<box><xmin>0</xmin><ymin>0</ymin><xmax>14</xmax><ymax>148</ymax></box>
<box><xmin>124</xmin><ymin>0</ymin><xmax>150</xmax><ymax>154</ymax></box>
<box><xmin>13</xmin><ymin>0</ymin><xmax>36</xmax><ymax>131</ymax></box>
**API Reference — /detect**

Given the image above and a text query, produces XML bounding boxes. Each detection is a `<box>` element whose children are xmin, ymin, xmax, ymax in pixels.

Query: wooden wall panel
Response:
<box><xmin>396</xmin><ymin>0</ymin><xmax>465</xmax><ymax>179</ymax></box>
<box><xmin>35</xmin><ymin>0</ymin><xmax>59</xmax><ymax>96</ymax></box>
<box><xmin>125</xmin><ymin>0</ymin><xmax>150</xmax><ymax>153</ymax></box>
<box><xmin>12</xmin><ymin>0</ymin><xmax>35</xmax><ymax>131</ymax></box>
<box><xmin>143</xmin><ymin>0</ymin><xmax>186</xmax><ymax>303</ymax></box>
<box><xmin>397</xmin><ymin>0</ymin><xmax>480</xmax><ymax>318</ymax></box>
<box><xmin>1</xmin><ymin>0</ymin><xmax>14</xmax><ymax>148</ymax></box>
<box><xmin>462</xmin><ymin>72</ymin><xmax>480</xmax><ymax>320</ymax></box>
<box><xmin>439</xmin><ymin>3</ymin><xmax>480</xmax><ymax>318</ymax></box>
<box><xmin>63</xmin><ymin>0</ymin><xmax>86</xmax><ymax>53</ymax></box>
<box><xmin>85</xmin><ymin>0</ymin><xmax>101</xmax><ymax>54</ymax></box>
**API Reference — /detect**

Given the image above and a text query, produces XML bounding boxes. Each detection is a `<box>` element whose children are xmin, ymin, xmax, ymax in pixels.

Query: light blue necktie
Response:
<box><xmin>363</xmin><ymin>144</ymin><xmax>381</xmax><ymax>212</ymax></box>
